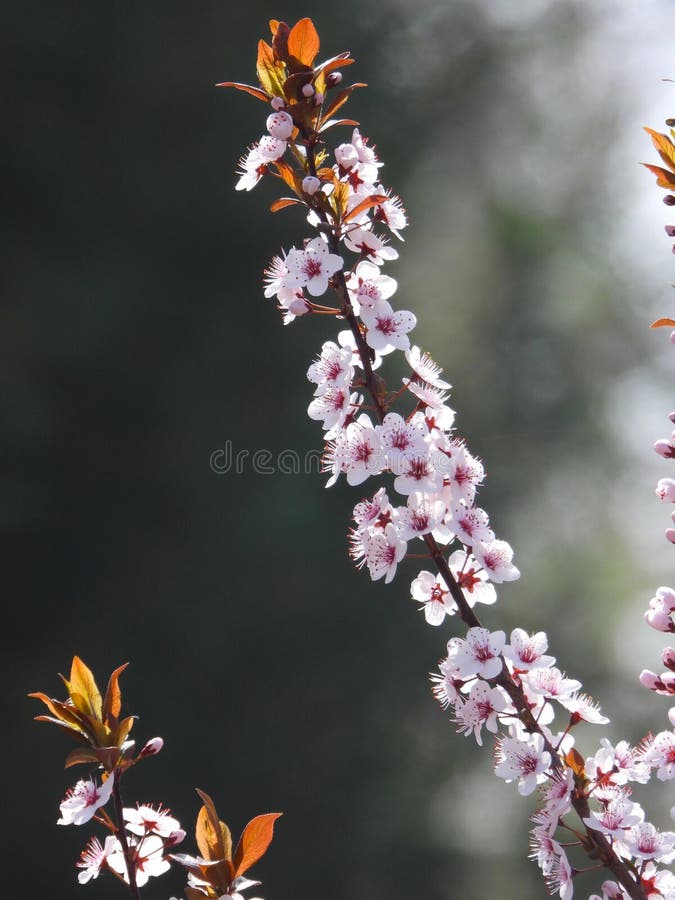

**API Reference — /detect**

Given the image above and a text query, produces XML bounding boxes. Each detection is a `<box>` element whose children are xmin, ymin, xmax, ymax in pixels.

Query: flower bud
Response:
<box><xmin>165</xmin><ymin>828</ymin><xmax>186</xmax><ymax>847</ymax></box>
<box><xmin>335</xmin><ymin>143</ymin><xmax>358</xmax><ymax>170</ymax></box>
<box><xmin>301</xmin><ymin>83</ymin><xmax>315</xmax><ymax>98</ymax></box>
<box><xmin>314</xmin><ymin>91</ymin><xmax>324</xmax><ymax>106</ymax></box>
<box><xmin>656</xmin><ymin>477</ymin><xmax>675</xmax><ymax>502</ymax></box>
<box><xmin>664</xmin><ymin>194</ymin><xmax>675</xmax><ymax>206</ymax></box>
<box><xmin>139</xmin><ymin>736</ymin><xmax>164</xmax><ymax>757</ymax></box>
<box><xmin>666</xmin><ymin>225</ymin><xmax>675</xmax><ymax>237</ymax></box>
<box><xmin>669</xmin><ymin>706</ymin><xmax>675</xmax><ymax>727</ymax></box>
<box><xmin>664</xmin><ymin>647</ymin><xmax>675</xmax><ymax>671</ymax></box>
<box><xmin>667</xmin><ymin>527</ymin><xmax>675</xmax><ymax>544</ymax></box>
<box><xmin>639</xmin><ymin>669</ymin><xmax>661</xmax><ymax>690</ymax></box>
<box><xmin>270</xmin><ymin>96</ymin><xmax>285</xmax><ymax>111</ymax></box>
<box><xmin>654</xmin><ymin>438</ymin><xmax>675</xmax><ymax>458</ymax></box>
<box><xmin>302</xmin><ymin>175</ymin><xmax>321</xmax><ymax>196</ymax></box>
<box><xmin>326</xmin><ymin>71</ymin><xmax>342</xmax><ymax>88</ymax></box>
<box><xmin>266</xmin><ymin>111</ymin><xmax>294</xmax><ymax>141</ymax></box>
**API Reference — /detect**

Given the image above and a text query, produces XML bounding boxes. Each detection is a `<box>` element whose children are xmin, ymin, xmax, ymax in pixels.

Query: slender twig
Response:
<box><xmin>111</xmin><ymin>774</ymin><xmax>141</xmax><ymax>900</ymax></box>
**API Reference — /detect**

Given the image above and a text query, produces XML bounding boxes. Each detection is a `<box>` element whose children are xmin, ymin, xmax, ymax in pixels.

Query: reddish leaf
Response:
<box><xmin>64</xmin><ymin>747</ymin><xmax>99</xmax><ymax>768</ymax></box>
<box><xmin>233</xmin><ymin>813</ymin><xmax>283</xmax><ymax>878</ymax></box>
<box><xmin>642</xmin><ymin>162</ymin><xmax>675</xmax><ymax>190</ymax></box>
<box><xmin>564</xmin><ymin>748</ymin><xmax>586</xmax><ymax>777</ymax></box>
<box><xmin>29</xmin><ymin>692</ymin><xmax>91</xmax><ymax>734</ymax></box>
<box><xmin>321</xmin><ymin>84</ymin><xmax>367</xmax><ymax>122</ymax></box>
<box><xmin>343</xmin><ymin>194</ymin><xmax>388</xmax><ymax>224</ymax></box>
<box><xmin>102</xmin><ymin>662</ymin><xmax>128</xmax><ymax>722</ymax></box>
<box><xmin>318</xmin><ymin>118</ymin><xmax>360</xmax><ymax>134</ymax></box>
<box><xmin>287</xmin><ymin>18</ymin><xmax>320</xmax><ymax>67</ymax></box>
<box><xmin>270</xmin><ymin>197</ymin><xmax>303</xmax><ymax>212</ymax></box>
<box><xmin>215</xmin><ymin>82</ymin><xmax>271</xmax><ymax>102</ymax></box>
<box><xmin>271</xmin><ymin>20</ymin><xmax>290</xmax><ymax>63</ymax></box>
<box><xmin>651</xmin><ymin>317</ymin><xmax>675</xmax><ymax>328</ymax></box>
<box><xmin>271</xmin><ymin>159</ymin><xmax>299</xmax><ymax>191</ymax></box>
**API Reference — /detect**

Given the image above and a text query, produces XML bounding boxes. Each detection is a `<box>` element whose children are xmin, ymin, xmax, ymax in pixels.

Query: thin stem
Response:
<box><xmin>111</xmin><ymin>773</ymin><xmax>141</xmax><ymax>900</ymax></box>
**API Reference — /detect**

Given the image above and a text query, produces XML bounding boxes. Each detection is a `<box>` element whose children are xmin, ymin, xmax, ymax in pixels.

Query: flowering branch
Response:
<box><xmin>220</xmin><ymin>17</ymin><xmax>675</xmax><ymax>900</ymax></box>
<box><xmin>30</xmin><ymin>657</ymin><xmax>280</xmax><ymax>898</ymax></box>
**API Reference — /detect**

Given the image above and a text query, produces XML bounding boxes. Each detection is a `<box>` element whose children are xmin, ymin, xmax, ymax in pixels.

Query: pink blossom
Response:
<box><xmin>411</xmin><ymin>570</ymin><xmax>452</xmax><ymax>626</ymax></box>
<box><xmin>639</xmin><ymin>731</ymin><xmax>675</xmax><ymax>780</ymax></box>
<box><xmin>559</xmin><ymin>691</ymin><xmax>609</xmax><ymax>725</ymax></box>
<box><xmin>473</xmin><ymin>539</ymin><xmax>520</xmax><ymax>583</ymax></box>
<box><xmin>445</xmin><ymin>549</ymin><xmax>497</xmax><ymax>610</ymax></box>
<box><xmin>108</xmin><ymin>833</ymin><xmax>171</xmax><ymax>887</ymax></box>
<box><xmin>625</xmin><ymin>822</ymin><xmax>675</xmax><ymax>863</ymax></box>
<box><xmin>494</xmin><ymin>733</ymin><xmax>552</xmax><ymax>796</ymax></box>
<box><xmin>235</xmin><ymin>144</ymin><xmax>268</xmax><ymax>191</ymax></box>
<box><xmin>453</xmin><ymin>680</ymin><xmax>510</xmax><ymax>745</ymax></box>
<box><xmin>307</xmin><ymin>341</ymin><xmax>354</xmax><ymax>396</ymax></box>
<box><xmin>360</xmin><ymin>299</ymin><xmax>416</xmax><ymax>354</ymax></box>
<box><xmin>397</xmin><ymin>492</ymin><xmax>446</xmax><ymax>541</ymax></box>
<box><xmin>266</xmin><ymin>110</ymin><xmax>294</xmax><ymax>140</ymax></box>
<box><xmin>523</xmin><ymin>667</ymin><xmax>581</xmax><ymax>701</ymax></box>
<box><xmin>343</xmin><ymin>227</ymin><xmax>399</xmax><ymax>264</ymax></box>
<box><xmin>58</xmin><ymin>774</ymin><xmax>115</xmax><ymax>826</ymax></box>
<box><xmin>362</xmin><ymin>523</ymin><xmax>407</xmax><ymax>583</ymax></box>
<box><xmin>583</xmin><ymin>795</ymin><xmax>644</xmax><ymax>838</ymax></box>
<box><xmin>503</xmin><ymin>628</ymin><xmax>555</xmax><ymax>672</ymax></box>
<box><xmin>345</xmin><ymin>260</ymin><xmax>397</xmax><ymax>312</ymax></box>
<box><xmin>446</xmin><ymin>626</ymin><xmax>505</xmax><ymax>680</ymax></box>
<box><xmin>405</xmin><ymin>346</ymin><xmax>451</xmax><ymax>389</ymax></box>
<box><xmin>76</xmin><ymin>835</ymin><xmax>119</xmax><ymax>884</ymax></box>
<box><xmin>285</xmin><ymin>237</ymin><xmax>343</xmax><ymax>297</ymax></box>
<box><xmin>446</xmin><ymin>500</ymin><xmax>494</xmax><ymax>547</ymax></box>
<box><xmin>124</xmin><ymin>804</ymin><xmax>182</xmax><ymax>838</ymax></box>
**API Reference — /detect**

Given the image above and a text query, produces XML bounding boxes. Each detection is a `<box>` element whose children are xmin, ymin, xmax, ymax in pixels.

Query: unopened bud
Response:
<box><xmin>302</xmin><ymin>175</ymin><xmax>321</xmax><ymax>196</ymax></box>
<box><xmin>656</xmin><ymin>477</ymin><xmax>675</xmax><ymax>502</ymax></box>
<box><xmin>670</xmin><ymin>411</ymin><xmax>675</xmax><ymax>424</ymax></box>
<box><xmin>326</xmin><ymin>71</ymin><xmax>342</xmax><ymax>88</ymax></box>
<box><xmin>267</xmin><ymin>111</ymin><xmax>294</xmax><ymax>141</ymax></box>
<box><xmin>271</xmin><ymin>96</ymin><xmax>285</xmax><ymax>111</ymax></box>
<box><xmin>664</xmin><ymin>195</ymin><xmax>675</xmax><ymax>206</ymax></box>
<box><xmin>639</xmin><ymin>669</ymin><xmax>661</xmax><ymax>691</ymax></box>
<box><xmin>671</xmin><ymin>330</ymin><xmax>675</xmax><ymax>345</ymax></box>
<box><xmin>669</xmin><ymin>706</ymin><xmax>675</xmax><ymax>727</ymax></box>
<box><xmin>140</xmin><ymin>736</ymin><xmax>164</xmax><ymax>757</ymax></box>
<box><xmin>664</xmin><ymin>647</ymin><xmax>675</xmax><ymax>671</ymax></box>
<box><xmin>314</xmin><ymin>91</ymin><xmax>324</xmax><ymax>106</ymax></box>
<box><xmin>667</xmin><ymin>225</ymin><xmax>675</xmax><ymax>237</ymax></box>
<box><xmin>654</xmin><ymin>438</ymin><xmax>675</xmax><ymax>458</ymax></box>
<box><xmin>666</xmin><ymin>527</ymin><xmax>675</xmax><ymax>544</ymax></box>
<box><xmin>165</xmin><ymin>828</ymin><xmax>186</xmax><ymax>847</ymax></box>
<box><xmin>301</xmin><ymin>83</ymin><xmax>315</xmax><ymax>98</ymax></box>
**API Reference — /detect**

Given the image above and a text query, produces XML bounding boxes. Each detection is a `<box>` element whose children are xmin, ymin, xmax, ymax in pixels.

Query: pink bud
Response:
<box><xmin>301</xmin><ymin>83</ymin><xmax>315</xmax><ymax>98</ymax></box>
<box><xmin>139</xmin><ymin>736</ymin><xmax>164</xmax><ymax>757</ymax></box>
<box><xmin>314</xmin><ymin>92</ymin><xmax>324</xmax><ymax>106</ymax></box>
<box><xmin>326</xmin><ymin>71</ymin><xmax>342</xmax><ymax>88</ymax></box>
<box><xmin>667</xmin><ymin>225</ymin><xmax>675</xmax><ymax>237</ymax></box>
<box><xmin>266</xmin><ymin>111</ymin><xmax>294</xmax><ymax>141</ymax></box>
<box><xmin>657</xmin><ymin>586</ymin><xmax>675</xmax><ymax>611</ymax></box>
<box><xmin>165</xmin><ymin>829</ymin><xmax>186</xmax><ymax>847</ymax></box>
<box><xmin>654</xmin><ymin>438</ymin><xmax>675</xmax><ymax>458</ymax></box>
<box><xmin>270</xmin><ymin>97</ymin><xmax>285</xmax><ymax>111</ymax></box>
<box><xmin>302</xmin><ymin>175</ymin><xmax>321</xmax><ymax>196</ymax></box>
<box><xmin>666</xmin><ymin>527</ymin><xmax>675</xmax><ymax>544</ymax></box>
<box><xmin>670</xmin><ymin>411</ymin><xmax>675</xmax><ymax>424</ymax></box>
<box><xmin>288</xmin><ymin>297</ymin><xmax>311</xmax><ymax>317</ymax></box>
<box><xmin>639</xmin><ymin>669</ymin><xmax>661</xmax><ymax>691</ymax></box>
<box><xmin>669</xmin><ymin>706</ymin><xmax>675</xmax><ymax>728</ymax></box>
<box><xmin>335</xmin><ymin>143</ymin><xmax>358</xmax><ymax>170</ymax></box>
<box><xmin>644</xmin><ymin>607</ymin><xmax>675</xmax><ymax>632</ymax></box>
<box><xmin>664</xmin><ymin>647</ymin><xmax>675</xmax><ymax>671</ymax></box>
<box><xmin>671</xmin><ymin>330</ymin><xmax>675</xmax><ymax>345</ymax></box>
<box><xmin>656</xmin><ymin>477</ymin><xmax>675</xmax><ymax>502</ymax></box>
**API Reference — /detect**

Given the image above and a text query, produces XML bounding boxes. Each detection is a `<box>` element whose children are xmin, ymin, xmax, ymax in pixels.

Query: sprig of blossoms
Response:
<box><xmin>225</xmin><ymin>20</ymin><xmax>675</xmax><ymax>900</ymax></box>
<box><xmin>31</xmin><ymin>658</ymin><xmax>280</xmax><ymax>899</ymax></box>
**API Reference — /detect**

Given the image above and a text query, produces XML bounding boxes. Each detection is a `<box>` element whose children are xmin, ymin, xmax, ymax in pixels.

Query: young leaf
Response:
<box><xmin>642</xmin><ymin>162</ymin><xmax>675</xmax><ymax>190</ymax></box>
<box><xmin>270</xmin><ymin>197</ymin><xmax>303</xmax><ymax>213</ymax></box>
<box><xmin>343</xmin><ymin>194</ymin><xmax>388</xmax><ymax>224</ymax></box>
<box><xmin>65</xmin><ymin>656</ymin><xmax>103</xmax><ymax>720</ymax></box>
<box><xmin>651</xmin><ymin>317</ymin><xmax>675</xmax><ymax>328</ymax></box>
<box><xmin>195</xmin><ymin>790</ymin><xmax>232</xmax><ymax>862</ymax></box>
<box><xmin>215</xmin><ymin>82</ymin><xmax>271</xmax><ymax>102</ymax></box>
<box><xmin>232</xmin><ymin>812</ymin><xmax>283</xmax><ymax>878</ymax></box>
<box><xmin>256</xmin><ymin>40</ymin><xmax>285</xmax><ymax>97</ymax></box>
<box><xmin>644</xmin><ymin>126</ymin><xmax>675</xmax><ymax>172</ymax></box>
<box><xmin>64</xmin><ymin>747</ymin><xmax>100</xmax><ymax>768</ymax></box>
<box><xmin>287</xmin><ymin>18</ymin><xmax>320</xmax><ymax>67</ymax></box>
<box><xmin>102</xmin><ymin>662</ymin><xmax>129</xmax><ymax>722</ymax></box>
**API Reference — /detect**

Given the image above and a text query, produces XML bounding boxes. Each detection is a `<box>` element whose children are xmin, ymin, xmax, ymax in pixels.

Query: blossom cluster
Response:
<box><xmin>225</xmin><ymin>18</ymin><xmax>675</xmax><ymax>900</ymax></box>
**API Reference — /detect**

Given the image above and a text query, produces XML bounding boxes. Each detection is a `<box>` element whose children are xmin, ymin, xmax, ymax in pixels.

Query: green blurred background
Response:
<box><xmin>6</xmin><ymin>1</ymin><xmax>675</xmax><ymax>897</ymax></box>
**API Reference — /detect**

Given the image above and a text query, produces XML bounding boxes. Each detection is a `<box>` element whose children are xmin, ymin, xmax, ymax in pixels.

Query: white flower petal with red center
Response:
<box><xmin>361</xmin><ymin>299</ymin><xmax>416</xmax><ymax>354</ymax></box>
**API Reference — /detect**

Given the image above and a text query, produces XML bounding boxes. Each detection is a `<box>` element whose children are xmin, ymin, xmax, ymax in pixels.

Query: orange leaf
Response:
<box><xmin>102</xmin><ymin>662</ymin><xmax>128</xmax><ymax>722</ymax></box>
<box><xmin>651</xmin><ymin>317</ymin><xmax>675</xmax><ymax>328</ymax></box>
<box><xmin>645</xmin><ymin>126</ymin><xmax>675</xmax><ymax>172</ymax></box>
<box><xmin>195</xmin><ymin>790</ymin><xmax>232</xmax><ymax>862</ymax></box>
<box><xmin>270</xmin><ymin>197</ymin><xmax>303</xmax><ymax>212</ymax></box>
<box><xmin>641</xmin><ymin>162</ymin><xmax>675</xmax><ymax>190</ymax></box>
<box><xmin>65</xmin><ymin>657</ymin><xmax>103</xmax><ymax>721</ymax></box>
<box><xmin>29</xmin><ymin>692</ymin><xmax>91</xmax><ymax>734</ymax></box>
<box><xmin>233</xmin><ymin>813</ymin><xmax>282</xmax><ymax>879</ymax></box>
<box><xmin>215</xmin><ymin>82</ymin><xmax>271</xmax><ymax>102</ymax></box>
<box><xmin>270</xmin><ymin>159</ymin><xmax>299</xmax><ymax>191</ymax></box>
<box><xmin>287</xmin><ymin>18</ymin><xmax>320</xmax><ymax>67</ymax></box>
<box><xmin>343</xmin><ymin>194</ymin><xmax>388</xmax><ymax>224</ymax></box>
<box><xmin>564</xmin><ymin>748</ymin><xmax>586</xmax><ymax>777</ymax></box>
